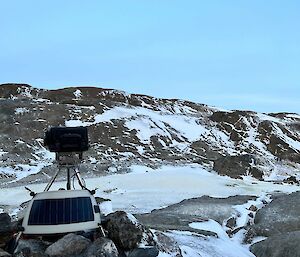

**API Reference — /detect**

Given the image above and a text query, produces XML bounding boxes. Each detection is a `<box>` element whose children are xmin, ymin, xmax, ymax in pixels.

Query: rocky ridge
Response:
<box><xmin>0</xmin><ymin>83</ymin><xmax>299</xmax><ymax>187</ymax></box>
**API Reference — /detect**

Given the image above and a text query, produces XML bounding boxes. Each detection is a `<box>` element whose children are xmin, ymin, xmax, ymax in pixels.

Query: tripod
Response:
<box><xmin>44</xmin><ymin>152</ymin><xmax>87</xmax><ymax>192</ymax></box>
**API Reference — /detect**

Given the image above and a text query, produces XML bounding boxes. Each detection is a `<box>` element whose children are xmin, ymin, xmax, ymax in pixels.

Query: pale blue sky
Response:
<box><xmin>0</xmin><ymin>1</ymin><xmax>299</xmax><ymax>113</ymax></box>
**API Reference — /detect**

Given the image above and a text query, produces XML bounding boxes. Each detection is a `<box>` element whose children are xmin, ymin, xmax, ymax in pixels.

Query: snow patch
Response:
<box><xmin>73</xmin><ymin>89</ymin><xmax>82</xmax><ymax>99</ymax></box>
<box><xmin>15</xmin><ymin>107</ymin><xmax>29</xmax><ymax>115</ymax></box>
<box><xmin>189</xmin><ymin>219</ymin><xmax>228</xmax><ymax>239</ymax></box>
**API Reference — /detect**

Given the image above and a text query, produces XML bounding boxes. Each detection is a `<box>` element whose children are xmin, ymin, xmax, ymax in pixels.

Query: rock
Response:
<box><xmin>283</xmin><ymin>176</ymin><xmax>299</xmax><ymax>185</ymax></box>
<box><xmin>104</xmin><ymin>211</ymin><xmax>155</xmax><ymax>250</ymax></box>
<box><xmin>153</xmin><ymin>231</ymin><xmax>182</xmax><ymax>257</ymax></box>
<box><xmin>128</xmin><ymin>247</ymin><xmax>159</xmax><ymax>257</ymax></box>
<box><xmin>244</xmin><ymin>227</ymin><xmax>257</xmax><ymax>244</ymax></box>
<box><xmin>136</xmin><ymin>195</ymin><xmax>255</xmax><ymax>232</ymax></box>
<box><xmin>248</xmin><ymin>212</ymin><xmax>254</xmax><ymax>218</ymax></box>
<box><xmin>14</xmin><ymin>239</ymin><xmax>50</xmax><ymax>257</ymax></box>
<box><xmin>250</xmin><ymin>231</ymin><xmax>300</xmax><ymax>257</ymax></box>
<box><xmin>0</xmin><ymin>248</ymin><xmax>11</xmax><ymax>257</ymax></box>
<box><xmin>225</xmin><ymin>217</ymin><xmax>236</xmax><ymax>229</ymax></box>
<box><xmin>0</xmin><ymin>213</ymin><xmax>13</xmax><ymax>248</ymax></box>
<box><xmin>45</xmin><ymin>233</ymin><xmax>91</xmax><ymax>257</ymax></box>
<box><xmin>85</xmin><ymin>237</ymin><xmax>119</xmax><ymax>257</ymax></box>
<box><xmin>213</xmin><ymin>154</ymin><xmax>263</xmax><ymax>179</ymax></box>
<box><xmin>248</xmin><ymin>205</ymin><xmax>258</xmax><ymax>212</ymax></box>
<box><xmin>252</xmin><ymin>191</ymin><xmax>300</xmax><ymax>236</ymax></box>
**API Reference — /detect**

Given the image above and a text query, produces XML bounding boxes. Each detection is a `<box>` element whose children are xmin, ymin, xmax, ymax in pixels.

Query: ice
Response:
<box><xmin>0</xmin><ymin>165</ymin><xmax>298</xmax><ymax>214</ymax></box>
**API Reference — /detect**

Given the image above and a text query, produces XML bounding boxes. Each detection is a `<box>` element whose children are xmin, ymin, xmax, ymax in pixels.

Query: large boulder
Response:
<box><xmin>45</xmin><ymin>233</ymin><xmax>91</xmax><ymax>257</ymax></box>
<box><xmin>250</xmin><ymin>231</ymin><xmax>300</xmax><ymax>257</ymax></box>
<box><xmin>251</xmin><ymin>191</ymin><xmax>300</xmax><ymax>236</ymax></box>
<box><xmin>14</xmin><ymin>239</ymin><xmax>50</xmax><ymax>257</ymax></box>
<box><xmin>84</xmin><ymin>237</ymin><xmax>119</xmax><ymax>257</ymax></box>
<box><xmin>104</xmin><ymin>211</ymin><xmax>155</xmax><ymax>250</ymax></box>
<box><xmin>0</xmin><ymin>213</ymin><xmax>14</xmax><ymax>248</ymax></box>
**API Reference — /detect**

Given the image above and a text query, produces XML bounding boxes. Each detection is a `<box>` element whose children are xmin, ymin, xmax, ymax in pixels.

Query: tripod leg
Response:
<box><xmin>44</xmin><ymin>168</ymin><xmax>61</xmax><ymax>192</ymax></box>
<box><xmin>74</xmin><ymin>168</ymin><xmax>86</xmax><ymax>189</ymax></box>
<box><xmin>67</xmin><ymin>168</ymin><xmax>71</xmax><ymax>190</ymax></box>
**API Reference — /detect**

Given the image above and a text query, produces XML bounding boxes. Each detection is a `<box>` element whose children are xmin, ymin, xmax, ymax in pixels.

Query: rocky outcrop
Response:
<box><xmin>136</xmin><ymin>195</ymin><xmax>255</xmax><ymax>235</ymax></box>
<box><xmin>250</xmin><ymin>231</ymin><xmax>300</xmax><ymax>257</ymax></box>
<box><xmin>251</xmin><ymin>191</ymin><xmax>300</xmax><ymax>237</ymax></box>
<box><xmin>213</xmin><ymin>154</ymin><xmax>263</xmax><ymax>179</ymax></box>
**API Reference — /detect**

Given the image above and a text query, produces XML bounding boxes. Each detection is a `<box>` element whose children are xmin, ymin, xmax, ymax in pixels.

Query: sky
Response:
<box><xmin>0</xmin><ymin>1</ymin><xmax>299</xmax><ymax>113</ymax></box>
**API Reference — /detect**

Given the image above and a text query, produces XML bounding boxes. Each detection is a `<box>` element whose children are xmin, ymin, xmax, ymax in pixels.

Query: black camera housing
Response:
<box><xmin>44</xmin><ymin>127</ymin><xmax>89</xmax><ymax>152</ymax></box>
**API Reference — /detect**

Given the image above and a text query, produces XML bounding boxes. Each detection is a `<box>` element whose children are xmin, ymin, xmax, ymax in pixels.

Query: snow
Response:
<box><xmin>99</xmin><ymin>200</ymin><xmax>113</xmax><ymax>215</ymax></box>
<box><xmin>189</xmin><ymin>220</ymin><xmax>228</xmax><ymax>239</ymax></box>
<box><xmin>272</xmin><ymin>123</ymin><xmax>300</xmax><ymax>151</ymax></box>
<box><xmin>73</xmin><ymin>89</ymin><xmax>82</xmax><ymax>99</ymax></box>
<box><xmin>17</xmin><ymin>86</ymin><xmax>32</xmax><ymax>98</ymax></box>
<box><xmin>256</xmin><ymin>113</ymin><xmax>283</xmax><ymax>124</ymax></box>
<box><xmin>0</xmin><ymin>164</ymin><xmax>298</xmax><ymax>213</ymax></box>
<box><xmin>0</xmin><ymin>150</ymin><xmax>7</xmax><ymax>156</ymax></box>
<box><xmin>167</xmin><ymin>231</ymin><xmax>255</xmax><ymax>257</ymax></box>
<box><xmin>232</xmin><ymin>194</ymin><xmax>271</xmax><ymax>228</ymax></box>
<box><xmin>0</xmin><ymin>164</ymin><xmax>298</xmax><ymax>257</ymax></box>
<box><xmin>15</xmin><ymin>107</ymin><xmax>29</xmax><ymax>115</ymax></box>
<box><xmin>65</xmin><ymin>106</ymin><xmax>236</xmax><ymax>153</ymax></box>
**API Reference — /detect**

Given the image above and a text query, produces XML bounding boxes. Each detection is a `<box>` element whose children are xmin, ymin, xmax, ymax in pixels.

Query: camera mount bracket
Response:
<box><xmin>44</xmin><ymin>152</ymin><xmax>87</xmax><ymax>192</ymax></box>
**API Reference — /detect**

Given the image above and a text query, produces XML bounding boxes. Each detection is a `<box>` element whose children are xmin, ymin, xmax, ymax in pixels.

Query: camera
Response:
<box><xmin>44</xmin><ymin>127</ymin><xmax>89</xmax><ymax>152</ymax></box>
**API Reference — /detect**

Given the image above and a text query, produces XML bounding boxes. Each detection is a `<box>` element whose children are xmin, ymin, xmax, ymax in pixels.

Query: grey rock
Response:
<box><xmin>153</xmin><ymin>231</ymin><xmax>182</xmax><ymax>257</ymax></box>
<box><xmin>0</xmin><ymin>213</ymin><xmax>13</xmax><ymax>248</ymax></box>
<box><xmin>225</xmin><ymin>217</ymin><xmax>237</xmax><ymax>229</ymax></box>
<box><xmin>252</xmin><ymin>191</ymin><xmax>300</xmax><ymax>236</ymax></box>
<box><xmin>85</xmin><ymin>238</ymin><xmax>118</xmax><ymax>257</ymax></box>
<box><xmin>45</xmin><ymin>233</ymin><xmax>91</xmax><ymax>257</ymax></box>
<box><xmin>128</xmin><ymin>247</ymin><xmax>159</xmax><ymax>257</ymax></box>
<box><xmin>250</xmin><ymin>231</ymin><xmax>300</xmax><ymax>257</ymax></box>
<box><xmin>0</xmin><ymin>248</ymin><xmax>11</xmax><ymax>257</ymax></box>
<box><xmin>136</xmin><ymin>195</ymin><xmax>255</xmax><ymax>233</ymax></box>
<box><xmin>14</xmin><ymin>239</ymin><xmax>50</xmax><ymax>257</ymax></box>
<box><xmin>104</xmin><ymin>211</ymin><xmax>155</xmax><ymax>250</ymax></box>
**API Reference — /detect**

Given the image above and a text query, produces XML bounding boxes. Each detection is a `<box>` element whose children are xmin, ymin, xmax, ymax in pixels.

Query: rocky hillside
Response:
<box><xmin>0</xmin><ymin>83</ymin><xmax>299</xmax><ymax>186</ymax></box>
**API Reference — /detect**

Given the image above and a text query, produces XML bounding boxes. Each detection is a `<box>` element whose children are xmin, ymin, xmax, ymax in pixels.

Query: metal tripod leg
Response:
<box><xmin>74</xmin><ymin>168</ymin><xmax>86</xmax><ymax>189</ymax></box>
<box><xmin>44</xmin><ymin>168</ymin><xmax>61</xmax><ymax>192</ymax></box>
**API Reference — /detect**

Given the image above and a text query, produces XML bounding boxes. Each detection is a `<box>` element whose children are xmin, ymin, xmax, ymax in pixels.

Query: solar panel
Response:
<box><xmin>28</xmin><ymin>197</ymin><xmax>94</xmax><ymax>225</ymax></box>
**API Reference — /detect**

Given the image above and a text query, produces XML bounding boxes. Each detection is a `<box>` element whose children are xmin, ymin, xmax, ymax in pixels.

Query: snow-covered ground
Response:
<box><xmin>0</xmin><ymin>165</ymin><xmax>298</xmax><ymax>257</ymax></box>
<box><xmin>0</xmin><ymin>165</ymin><xmax>298</xmax><ymax>212</ymax></box>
